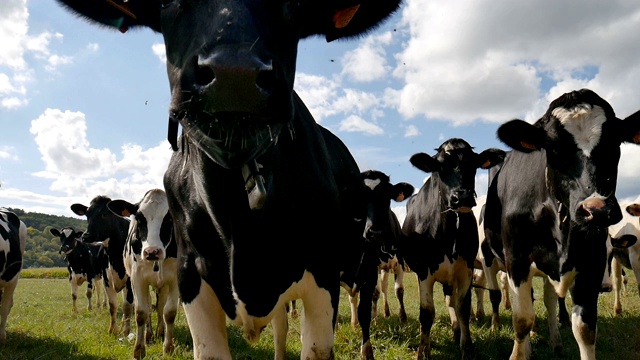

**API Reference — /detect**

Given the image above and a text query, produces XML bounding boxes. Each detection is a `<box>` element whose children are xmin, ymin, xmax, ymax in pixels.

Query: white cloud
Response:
<box><xmin>394</xmin><ymin>0</ymin><xmax>640</xmax><ymax>125</ymax></box>
<box><xmin>404</xmin><ymin>124</ymin><xmax>420</xmax><ymax>137</ymax></box>
<box><xmin>28</xmin><ymin>108</ymin><xmax>171</xmax><ymax>201</ymax></box>
<box><xmin>342</xmin><ymin>32</ymin><xmax>393</xmax><ymax>82</ymax></box>
<box><xmin>339</xmin><ymin>115</ymin><xmax>384</xmax><ymax>135</ymax></box>
<box><xmin>152</xmin><ymin>43</ymin><xmax>166</xmax><ymax>64</ymax></box>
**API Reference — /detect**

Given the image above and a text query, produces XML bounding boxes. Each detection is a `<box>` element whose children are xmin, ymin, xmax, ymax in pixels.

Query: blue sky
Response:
<box><xmin>2</xmin><ymin>0</ymin><xmax>640</xmax><ymax>221</ymax></box>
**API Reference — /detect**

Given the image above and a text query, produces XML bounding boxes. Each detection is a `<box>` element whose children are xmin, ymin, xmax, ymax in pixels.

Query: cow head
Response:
<box><xmin>71</xmin><ymin>195</ymin><xmax>123</xmax><ymax>243</ymax></box>
<box><xmin>410</xmin><ymin>138</ymin><xmax>506</xmax><ymax>213</ymax></box>
<box><xmin>50</xmin><ymin>227</ymin><xmax>84</xmax><ymax>255</ymax></box>
<box><xmin>107</xmin><ymin>189</ymin><xmax>173</xmax><ymax>264</ymax></box>
<box><xmin>56</xmin><ymin>0</ymin><xmax>402</xmax><ymax>169</ymax></box>
<box><xmin>497</xmin><ymin>89</ymin><xmax>640</xmax><ymax>227</ymax></box>
<box><xmin>359</xmin><ymin>170</ymin><xmax>413</xmax><ymax>252</ymax></box>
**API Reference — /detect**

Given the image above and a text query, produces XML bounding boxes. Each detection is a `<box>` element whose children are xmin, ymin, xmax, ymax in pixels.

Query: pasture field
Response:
<box><xmin>2</xmin><ymin>270</ymin><xmax>640</xmax><ymax>359</ymax></box>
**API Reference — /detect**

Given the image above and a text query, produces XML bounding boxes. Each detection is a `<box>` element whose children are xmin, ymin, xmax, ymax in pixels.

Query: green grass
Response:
<box><xmin>2</xmin><ymin>272</ymin><xmax>640</xmax><ymax>359</ymax></box>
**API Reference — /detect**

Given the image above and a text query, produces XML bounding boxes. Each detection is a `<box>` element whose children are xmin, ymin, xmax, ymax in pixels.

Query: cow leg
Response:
<box><xmin>570</xmin><ymin>277</ymin><xmax>600</xmax><ymax>360</ymax></box>
<box><xmin>508</xmin><ymin>276</ymin><xmax>534</xmax><ymax>360</ymax></box>
<box><xmin>86</xmin><ymin>279</ymin><xmax>94</xmax><ymax>311</ymax></box>
<box><xmin>70</xmin><ymin>276</ymin><xmax>80</xmax><ymax>313</ymax></box>
<box><xmin>500</xmin><ymin>271</ymin><xmax>511</xmax><ymax>310</ymax></box>
<box><xmin>133</xmin><ymin>282</ymin><xmax>151</xmax><ymax>360</ymax></box>
<box><xmin>557</xmin><ymin>296</ymin><xmax>571</xmax><ymax>327</ymax></box>
<box><xmin>379</xmin><ymin>269</ymin><xmax>390</xmax><ymax>318</ymax></box>
<box><xmin>154</xmin><ymin>290</ymin><xmax>165</xmax><ymax>341</ymax></box>
<box><xmin>446</xmin><ymin>263</ymin><xmax>474</xmax><ymax>359</ymax></box>
<box><xmin>394</xmin><ymin>264</ymin><xmax>407</xmax><ymax>324</ymax></box>
<box><xmin>122</xmin><ymin>280</ymin><xmax>134</xmax><ymax>336</ymax></box>
<box><xmin>300</xmin><ymin>274</ymin><xmax>337</xmax><ymax>360</ymax></box>
<box><xmin>0</xmin><ymin>278</ymin><xmax>18</xmax><ymax>342</ymax></box>
<box><xmin>483</xmin><ymin>261</ymin><xmax>503</xmax><ymax>331</ymax></box>
<box><xmin>416</xmin><ymin>275</ymin><xmax>436</xmax><ymax>360</ymax></box>
<box><xmin>472</xmin><ymin>269</ymin><xmax>486</xmax><ymax>321</ymax></box>
<box><xmin>94</xmin><ymin>278</ymin><xmax>103</xmax><ymax>310</ymax></box>
<box><xmin>611</xmin><ymin>257</ymin><xmax>623</xmax><ymax>316</ymax></box>
<box><xmin>183</xmin><ymin>279</ymin><xmax>231</xmax><ymax>360</ymax></box>
<box><xmin>105</xmin><ymin>281</ymin><xmax>119</xmax><ymax>335</ymax></box>
<box><xmin>349</xmin><ymin>292</ymin><xmax>359</xmax><ymax>329</ymax></box>
<box><xmin>357</xmin><ymin>266</ymin><xmax>379</xmax><ymax>360</ymax></box>
<box><xmin>543</xmin><ymin>278</ymin><xmax>562</xmax><ymax>353</ymax></box>
<box><xmin>157</xmin><ymin>285</ymin><xmax>178</xmax><ymax>355</ymax></box>
<box><xmin>271</xmin><ymin>305</ymin><xmax>288</xmax><ymax>360</ymax></box>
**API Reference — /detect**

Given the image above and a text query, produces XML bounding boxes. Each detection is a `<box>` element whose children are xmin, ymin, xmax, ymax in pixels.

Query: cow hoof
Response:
<box><xmin>361</xmin><ymin>341</ymin><xmax>374</xmax><ymax>360</ymax></box>
<box><xmin>399</xmin><ymin>310</ymin><xmax>408</xmax><ymax>324</ymax></box>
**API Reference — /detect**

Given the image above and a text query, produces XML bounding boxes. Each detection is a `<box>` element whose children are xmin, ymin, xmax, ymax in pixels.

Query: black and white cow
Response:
<box><xmin>400</xmin><ymin>138</ymin><xmax>506</xmax><ymax>360</ymax></box>
<box><xmin>50</xmin><ymin>226</ymin><xmax>109</xmax><ymax>313</ymax></box>
<box><xmin>346</xmin><ymin>170</ymin><xmax>414</xmax><ymax>359</ymax></box>
<box><xmin>0</xmin><ymin>208</ymin><xmax>26</xmax><ymax>342</ymax></box>
<box><xmin>71</xmin><ymin>196</ymin><xmax>133</xmax><ymax>336</ymax></box>
<box><xmin>55</xmin><ymin>1</ymin><xmax>401</xmax><ymax>359</ymax></box>
<box><xmin>108</xmin><ymin>189</ymin><xmax>179</xmax><ymax>359</ymax></box>
<box><xmin>605</xmin><ymin>197</ymin><xmax>640</xmax><ymax>317</ymax></box>
<box><xmin>483</xmin><ymin>88</ymin><xmax>640</xmax><ymax>359</ymax></box>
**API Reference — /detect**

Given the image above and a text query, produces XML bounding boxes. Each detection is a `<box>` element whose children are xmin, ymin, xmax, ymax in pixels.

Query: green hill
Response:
<box><xmin>4</xmin><ymin>207</ymin><xmax>87</xmax><ymax>269</ymax></box>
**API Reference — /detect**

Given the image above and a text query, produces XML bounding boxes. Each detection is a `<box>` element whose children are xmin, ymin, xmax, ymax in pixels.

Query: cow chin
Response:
<box><xmin>181</xmin><ymin>113</ymin><xmax>285</xmax><ymax>169</ymax></box>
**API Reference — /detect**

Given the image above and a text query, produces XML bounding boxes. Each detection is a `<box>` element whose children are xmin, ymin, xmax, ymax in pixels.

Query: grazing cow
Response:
<box><xmin>71</xmin><ymin>196</ymin><xmax>134</xmax><ymax>336</ymax></box>
<box><xmin>346</xmin><ymin>170</ymin><xmax>414</xmax><ymax>359</ymax></box>
<box><xmin>483</xmin><ymin>88</ymin><xmax>640</xmax><ymax>359</ymax></box>
<box><xmin>400</xmin><ymin>138</ymin><xmax>506</xmax><ymax>360</ymax></box>
<box><xmin>50</xmin><ymin>226</ymin><xmax>109</xmax><ymax>313</ymax></box>
<box><xmin>108</xmin><ymin>189</ymin><xmax>179</xmax><ymax>359</ymax></box>
<box><xmin>55</xmin><ymin>1</ymin><xmax>402</xmax><ymax>359</ymax></box>
<box><xmin>0</xmin><ymin>208</ymin><xmax>26</xmax><ymax>342</ymax></box>
<box><xmin>605</xmin><ymin>197</ymin><xmax>640</xmax><ymax>317</ymax></box>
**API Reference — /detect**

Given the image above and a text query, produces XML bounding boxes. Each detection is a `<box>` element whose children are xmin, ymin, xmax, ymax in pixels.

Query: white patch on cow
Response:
<box><xmin>552</xmin><ymin>104</ymin><xmax>606</xmax><ymax>157</ymax></box>
<box><xmin>62</xmin><ymin>228</ymin><xmax>74</xmax><ymax>238</ymax></box>
<box><xmin>364</xmin><ymin>178</ymin><xmax>381</xmax><ymax>190</ymax></box>
<box><xmin>442</xmin><ymin>143</ymin><xmax>456</xmax><ymax>154</ymax></box>
<box><xmin>546</xmin><ymin>265</ymin><xmax>577</xmax><ymax>298</ymax></box>
<box><xmin>138</xmin><ymin>189</ymin><xmax>170</xmax><ymax>261</ymax></box>
<box><xmin>232</xmin><ymin>271</ymin><xmax>335</xmax><ymax>359</ymax></box>
<box><xmin>571</xmin><ymin>312</ymin><xmax>597</xmax><ymax>360</ymax></box>
<box><xmin>0</xmin><ymin>235</ymin><xmax>9</xmax><ymax>255</ymax></box>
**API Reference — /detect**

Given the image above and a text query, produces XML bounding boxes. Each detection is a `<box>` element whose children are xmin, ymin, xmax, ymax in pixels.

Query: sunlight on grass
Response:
<box><xmin>2</xmin><ymin>272</ymin><xmax>640</xmax><ymax>359</ymax></box>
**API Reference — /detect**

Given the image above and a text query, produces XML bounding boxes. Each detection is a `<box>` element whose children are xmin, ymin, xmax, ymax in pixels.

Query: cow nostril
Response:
<box><xmin>450</xmin><ymin>195</ymin><xmax>460</xmax><ymax>205</ymax></box>
<box><xmin>577</xmin><ymin>205</ymin><xmax>594</xmax><ymax>221</ymax></box>
<box><xmin>255</xmin><ymin>65</ymin><xmax>275</xmax><ymax>93</ymax></box>
<box><xmin>195</xmin><ymin>61</ymin><xmax>216</xmax><ymax>86</ymax></box>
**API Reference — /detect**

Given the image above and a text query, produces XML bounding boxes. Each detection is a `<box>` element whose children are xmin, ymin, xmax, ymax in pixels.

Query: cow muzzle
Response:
<box><xmin>576</xmin><ymin>197</ymin><xmax>622</xmax><ymax>226</ymax></box>
<box><xmin>143</xmin><ymin>246</ymin><xmax>164</xmax><ymax>262</ymax></box>
<box><xmin>449</xmin><ymin>189</ymin><xmax>476</xmax><ymax>213</ymax></box>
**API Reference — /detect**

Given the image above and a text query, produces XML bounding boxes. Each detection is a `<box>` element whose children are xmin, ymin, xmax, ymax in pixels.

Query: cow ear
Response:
<box><xmin>497</xmin><ymin>119</ymin><xmax>546</xmax><ymax>153</ymax></box>
<box><xmin>107</xmin><ymin>199</ymin><xmax>138</xmax><ymax>218</ymax></box>
<box><xmin>618</xmin><ymin>109</ymin><xmax>640</xmax><ymax>145</ymax></box>
<box><xmin>56</xmin><ymin>0</ymin><xmax>161</xmax><ymax>33</ymax></box>
<box><xmin>50</xmin><ymin>228</ymin><xmax>61</xmax><ymax>237</ymax></box>
<box><xmin>70</xmin><ymin>203</ymin><xmax>88</xmax><ymax>216</ymax></box>
<box><xmin>409</xmin><ymin>152</ymin><xmax>440</xmax><ymax>173</ymax></box>
<box><xmin>626</xmin><ymin>204</ymin><xmax>640</xmax><ymax>217</ymax></box>
<box><xmin>391</xmin><ymin>182</ymin><xmax>414</xmax><ymax>202</ymax></box>
<box><xmin>610</xmin><ymin>234</ymin><xmax>638</xmax><ymax>249</ymax></box>
<box><xmin>325</xmin><ymin>0</ymin><xmax>402</xmax><ymax>42</ymax></box>
<box><xmin>476</xmin><ymin>148</ymin><xmax>507</xmax><ymax>169</ymax></box>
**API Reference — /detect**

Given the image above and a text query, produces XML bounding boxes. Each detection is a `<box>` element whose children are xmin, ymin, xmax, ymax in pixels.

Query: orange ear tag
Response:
<box><xmin>633</xmin><ymin>130</ymin><xmax>640</xmax><ymax>144</ymax></box>
<box><xmin>519</xmin><ymin>141</ymin><xmax>536</xmax><ymax>150</ymax></box>
<box><xmin>396</xmin><ymin>193</ymin><xmax>405</xmax><ymax>202</ymax></box>
<box><xmin>481</xmin><ymin>160</ymin><xmax>491</xmax><ymax>169</ymax></box>
<box><xmin>333</xmin><ymin>4</ymin><xmax>361</xmax><ymax>29</ymax></box>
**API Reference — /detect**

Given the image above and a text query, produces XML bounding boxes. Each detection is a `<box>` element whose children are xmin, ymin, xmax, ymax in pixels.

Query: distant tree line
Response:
<box><xmin>5</xmin><ymin>208</ymin><xmax>87</xmax><ymax>269</ymax></box>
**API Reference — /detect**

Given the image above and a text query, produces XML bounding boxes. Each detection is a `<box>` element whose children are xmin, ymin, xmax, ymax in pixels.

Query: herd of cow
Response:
<box><xmin>1</xmin><ymin>0</ymin><xmax>640</xmax><ymax>359</ymax></box>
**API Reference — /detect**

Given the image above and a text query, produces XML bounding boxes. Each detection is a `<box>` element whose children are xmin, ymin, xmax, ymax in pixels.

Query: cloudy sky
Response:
<box><xmin>2</xmin><ymin>0</ymin><xmax>640</xmax><ymax>221</ymax></box>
